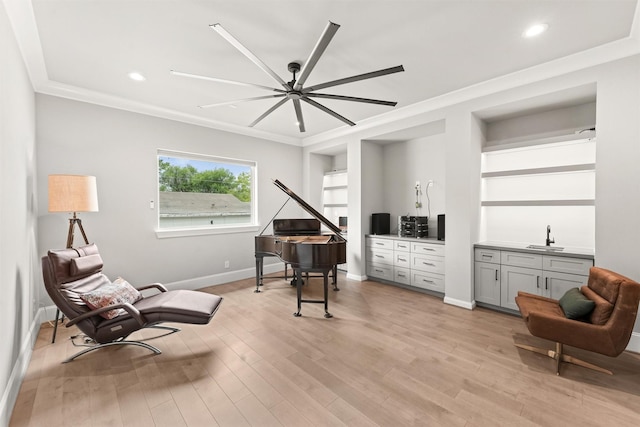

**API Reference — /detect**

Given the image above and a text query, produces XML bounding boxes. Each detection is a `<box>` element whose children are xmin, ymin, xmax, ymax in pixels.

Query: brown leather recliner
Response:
<box><xmin>515</xmin><ymin>266</ymin><xmax>640</xmax><ymax>375</ymax></box>
<box><xmin>42</xmin><ymin>243</ymin><xmax>223</xmax><ymax>363</ymax></box>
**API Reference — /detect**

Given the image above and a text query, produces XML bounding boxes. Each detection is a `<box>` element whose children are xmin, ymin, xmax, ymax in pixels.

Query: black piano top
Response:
<box><xmin>272</xmin><ymin>179</ymin><xmax>345</xmax><ymax>241</ymax></box>
<box><xmin>274</xmin><ymin>218</ymin><xmax>321</xmax><ymax>235</ymax></box>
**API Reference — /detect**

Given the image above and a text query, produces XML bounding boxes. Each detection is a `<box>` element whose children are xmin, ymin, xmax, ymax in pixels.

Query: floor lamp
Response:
<box><xmin>48</xmin><ymin>174</ymin><xmax>99</xmax><ymax>343</ymax></box>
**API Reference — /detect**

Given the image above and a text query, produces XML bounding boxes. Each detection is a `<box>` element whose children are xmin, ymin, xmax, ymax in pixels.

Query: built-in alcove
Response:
<box><xmin>364</xmin><ymin>119</ymin><xmax>447</xmax><ymax>237</ymax></box>
<box><xmin>475</xmin><ymin>84</ymin><xmax>597</xmax><ymax>249</ymax></box>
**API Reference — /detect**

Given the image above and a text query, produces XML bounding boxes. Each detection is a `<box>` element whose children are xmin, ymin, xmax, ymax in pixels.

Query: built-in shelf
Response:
<box><xmin>323</xmin><ymin>184</ymin><xmax>348</xmax><ymax>190</ymax></box>
<box><xmin>481</xmin><ymin>199</ymin><xmax>595</xmax><ymax>207</ymax></box>
<box><xmin>481</xmin><ymin>163</ymin><xmax>595</xmax><ymax>179</ymax></box>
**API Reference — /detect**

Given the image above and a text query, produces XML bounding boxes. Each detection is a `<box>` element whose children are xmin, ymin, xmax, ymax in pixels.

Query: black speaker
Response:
<box><xmin>371</xmin><ymin>213</ymin><xmax>390</xmax><ymax>235</ymax></box>
<box><xmin>437</xmin><ymin>214</ymin><xmax>445</xmax><ymax>241</ymax></box>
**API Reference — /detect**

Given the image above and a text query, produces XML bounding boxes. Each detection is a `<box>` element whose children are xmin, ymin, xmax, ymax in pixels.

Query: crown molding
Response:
<box><xmin>302</xmin><ymin>35</ymin><xmax>640</xmax><ymax>146</ymax></box>
<box><xmin>6</xmin><ymin>0</ymin><xmax>640</xmax><ymax>149</ymax></box>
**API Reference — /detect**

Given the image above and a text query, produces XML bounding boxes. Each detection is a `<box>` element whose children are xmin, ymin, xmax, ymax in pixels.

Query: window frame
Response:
<box><xmin>155</xmin><ymin>149</ymin><xmax>259</xmax><ymax>238</ymax></box>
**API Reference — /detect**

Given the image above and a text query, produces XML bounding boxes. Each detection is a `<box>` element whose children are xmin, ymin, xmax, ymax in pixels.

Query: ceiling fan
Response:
<box><xmin>171</xmin><ymin>21</ymin><xmax>405</xmax><ymax>132</ymax></box>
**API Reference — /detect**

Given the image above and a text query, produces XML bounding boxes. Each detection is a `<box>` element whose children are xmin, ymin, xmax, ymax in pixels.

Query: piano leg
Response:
<box><xmin>294</xmin><ymin>268</ymin><xmax>302</xmax><ymax>317</ymax></box>
<box><xmin>255</xmin><ymin>256</ymin><xmax>263</xmax><ymax>293</ymax></box>
<box><xmin>332</xmin><ymin>265</ymin><xmax>340</xmax><ymax>291</ymax></box>
<box><xmin>323</xmin><ymin>270</ymin><xmax>333</xmax><ymax>318</ymax></box>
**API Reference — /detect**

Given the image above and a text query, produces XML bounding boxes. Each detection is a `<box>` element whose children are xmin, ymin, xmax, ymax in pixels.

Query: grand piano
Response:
<box><xmin>255</xmin><ymin>179</ymin><xmax>347</xmax><ymax>318</ymax></box>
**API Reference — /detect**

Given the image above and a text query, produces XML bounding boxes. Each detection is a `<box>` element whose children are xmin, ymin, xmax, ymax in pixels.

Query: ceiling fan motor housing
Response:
<box><xmin>287</xmin><ymin>62</ymin><xmax>301</xmax><ymax>74</ymax></box>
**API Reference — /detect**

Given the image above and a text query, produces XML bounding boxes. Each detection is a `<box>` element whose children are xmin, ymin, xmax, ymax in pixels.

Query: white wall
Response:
<box><xmin>36</xmin><ymin>95</ymin><xmax>304</xmax><ymax>296</ymax></box>
<box><xmin>0</xmin><ymin>2</ymin><xmax>39</xmax><ymax>423</ymax></box>
<box><xmin>383</xmin><ymin>134</ymin><xmax>446</xmax><ymax>236</ymax></box>
<box><xmin>594</xmin><ymin>56</ymin><xmax>640</xmax><ymax>333</ymax></box>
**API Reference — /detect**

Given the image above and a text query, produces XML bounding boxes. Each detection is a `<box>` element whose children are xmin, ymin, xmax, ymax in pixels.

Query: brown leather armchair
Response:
<box><xmin>515</xmin><ymin>266</ymin><xmax>640</xmax><ymax>375</ymax></box>
<box><xmin>42</xmin><ymin>243</ymin><xmax>223</xmax><ymax>363</ymax></box>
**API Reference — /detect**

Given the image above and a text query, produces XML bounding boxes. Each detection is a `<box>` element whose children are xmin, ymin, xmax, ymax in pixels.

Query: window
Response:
<box><xmin>157</xmin><ymin>149</ymin><xmax>257</xmax><ymax>236</ymax></box>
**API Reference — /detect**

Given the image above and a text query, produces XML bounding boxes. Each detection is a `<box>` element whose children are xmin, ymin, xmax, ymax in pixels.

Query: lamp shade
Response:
<box><xmin>48</xmin><ymin>174</ymin><xmax>99</xmax><ymax>213</ymax></box>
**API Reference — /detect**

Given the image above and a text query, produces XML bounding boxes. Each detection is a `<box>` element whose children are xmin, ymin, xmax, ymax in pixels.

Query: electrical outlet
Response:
<box><xmin>224</xmin><ymin>260</ymin><xmax>230</xmax><ymax>269</ymax></box>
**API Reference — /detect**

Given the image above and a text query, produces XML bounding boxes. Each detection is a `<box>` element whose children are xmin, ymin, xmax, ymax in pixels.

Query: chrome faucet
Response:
<box><xmin>546</xmin><ymin>225</ymin><xmax>555</xmax><ymax>246</ymax></box>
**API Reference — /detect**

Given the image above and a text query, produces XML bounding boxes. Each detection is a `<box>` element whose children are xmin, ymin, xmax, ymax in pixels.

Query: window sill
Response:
<box><xmin>155</xmin><ymin>224</ymin><xmax>261</xmax><ymax>239</ymax></box>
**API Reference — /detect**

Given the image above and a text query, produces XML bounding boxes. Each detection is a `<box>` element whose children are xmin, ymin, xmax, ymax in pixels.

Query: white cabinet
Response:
<box><xmin>474</xmin><ymin>249</ymin><xmax>501</xmax><ymax>306</ymax></box>
<box><xmin>474</xmin><ymin>246</ymin><xmax>593</xmax><ymax>312</ymax></box>
<box><xmin>366</xmin><ymin>237</ymin><xmax>394</xmax><ymax>281</ymax></box>
<box><xmin>366</xmin><ymin>236</ymin><xmax>445</xmax><ymax>294</ymax></box>
<box><xmin>501</xmin><ymin>264</ymin><xmax>542</xmax><ymax>311</ymax></box>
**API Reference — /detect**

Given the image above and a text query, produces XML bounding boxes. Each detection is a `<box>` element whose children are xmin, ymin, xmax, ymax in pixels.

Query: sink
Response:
<box><xmin>526</xmin><ymin>244</ymin><xmax>564</xmax><ymax>252</ymax></box>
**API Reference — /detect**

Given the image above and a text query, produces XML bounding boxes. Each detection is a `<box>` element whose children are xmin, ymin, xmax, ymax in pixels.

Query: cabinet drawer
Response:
<box><xmin>366</xmin><ymin>247</ymin><xmax>393</xmax><ymax>266</ymax></box>
<box><xmin>411</xmin><ymin>254</ymin><xmax>445</xmax><ymax>274</ymax></box>
<box><xmin>412</xmin><ymin>272</ymin><xmax>445</xmax><ymax>292</ymax></box>
<box><xmin>366</xmin><ymin>237</ymin><xmax>393</xmax><ymax>250</ymax></box>
<box><xmin>501</xmin><ymin>251</ymin><xmax>543</xmax><ymax>269</ymax></box>
<box><xmin>411</xmin><ymin>242</ymin><xmax>445</xmax><ymax>256</ymax></box>
<box><xmin>394</xmin><ymin>251</ymin><xmax>411</xmax><ymax>268</ymax></box>
<box><xmin>394</xmin><ymin>240</ymin><xmax>411</xmax><ymax>252</ymax></box>
<box><xmin>543</xmin><ymin>256</ymin><xmax>592</xmax><ymax>276</ymax></box>
<box><xmin>367</xmin><ymin>263</ymin><xmax>394</xmax><ymax>280</ymax></box>
<box><xmin>394</xmin><ymin>267</ymin><xmax>411</xmax><ymax>285</ymax></box>
<box><xmin>475</xmin><ymin>248</ymin><xmax>500</xmax><ymax>264</ymax></box>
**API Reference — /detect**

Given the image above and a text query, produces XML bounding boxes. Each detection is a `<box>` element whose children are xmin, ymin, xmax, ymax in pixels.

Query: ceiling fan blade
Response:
<box><xmin>301</xmin><ymin>97</ymin><xmax>355</xmax><ymax>126</ymax></box>
<box><xmin>199</xmin><ymin>94</ymin><xmax>286</xmax><ymax>109</ymax></box>
<box><xmin>304</xmin><ymin>65</ymin><xmax>405</xmax><ymax>93</ymax></box>
<box><xmin>171</xmin><ymin>70</ymin><xmax>285</xmax><ymax>93</ymax></box>
<box><xmin>211</xmin><ymin>23</ymin><xmax>290</xmax><ymax>90</ymax></box>
<box><xmin>307</xmin><ymin>93</ymin><xmax>397</xmax><ymax>106</ymax></box>
<box><xmin>293</xmin><ymin>22</ymin><xmax>340</xmax><ymax>91</ymax></box>
<box><xmin>293</xmin><ymin>99</ymin><xmax>306</xmax><ymax>132</ymax></box>
<box><xmin>249</xmin><ymin>98</ymin><xmax>289</xmax><ymax>127</ymax></box>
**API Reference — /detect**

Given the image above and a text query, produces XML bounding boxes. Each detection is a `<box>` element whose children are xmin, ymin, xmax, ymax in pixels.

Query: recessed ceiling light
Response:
<box><xmin>128</xmin><ymin>72</ymin><xmax>146</xmax><ymax>81</ymax></box>
<box><xmin>523</xmin><ymin>23</ymin><xmax>549</xmax><ymax>38</ymax></box>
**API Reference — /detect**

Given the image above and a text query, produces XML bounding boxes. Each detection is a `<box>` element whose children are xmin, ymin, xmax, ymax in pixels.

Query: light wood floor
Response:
<box><xmin>10</xmin><ymin>273</ymin><xmax>640</xmax><ymax>426</ymax></box>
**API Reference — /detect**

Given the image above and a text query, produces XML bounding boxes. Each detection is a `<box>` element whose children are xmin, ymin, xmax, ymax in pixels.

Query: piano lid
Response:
<box><xmin>273</xmin><ymin>179</ymin><xmax>346</xmax><ymax>241</ymax></box>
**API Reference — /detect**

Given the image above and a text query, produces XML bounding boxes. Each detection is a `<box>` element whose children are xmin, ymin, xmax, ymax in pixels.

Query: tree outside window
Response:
<box><xmin>157</xmin><ymin>151</ymin><xmax>256</xmax><ymax>229</ymax></box>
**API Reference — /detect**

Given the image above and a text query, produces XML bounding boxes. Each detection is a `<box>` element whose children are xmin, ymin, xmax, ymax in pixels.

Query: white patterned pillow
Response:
<box><xmin>80</xmin><ymin>277</ymin><xmax>142</xmax><ymax>319</ymax></box>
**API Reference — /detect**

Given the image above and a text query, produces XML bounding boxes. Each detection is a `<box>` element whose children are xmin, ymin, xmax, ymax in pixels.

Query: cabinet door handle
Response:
<box><xmin>495</xmin><ymin>269</ymin><xmax>498</xmax><ymax>281</ymax></box>
<box><xmin>423</xmin><ymin>248</ymin><xmax>435</xmax><ymax>252</ymax></box>
<box><xmin>536</xmin><ymin>276</ymin><xmax>540</xmax><ymax>288</ymax></box>
<box><xmin>422</xmin><ymin>262</ymin><xmax>435</xmax><ymax>266</ymax></box>
<box><xmin>375</xmin><ymin>242</ymin><xmax>384</xmax><ymax>246</ymax></box>
<box><xmin>423</xmin><ymin>279</ymin><xmax>435</xmax><ymax>284</ymax></box>
<box><xmin>545</xmin><ymin>277</ymin><xmax>549</xmax><ymax>290</ymax></box>
<box><xmin>398</xmin><ymin>272</ymin><xmax>406</xmax><ymax>277</ymax></box>
<box><xmin>398</xmin><ymin>257</ymin><xmax>406</xmax><ymax>262</ymax></box>
<box><xmin>483</xmin><ymin>254</ymin><xmax>492</xmax><ymax>259</ymax></box>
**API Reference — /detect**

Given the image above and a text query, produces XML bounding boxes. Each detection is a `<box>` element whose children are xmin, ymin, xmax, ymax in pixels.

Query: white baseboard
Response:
<box><xmin>627</xmin><ymin>331</ymin><xmax>640</xmax><ymax>354</ymax></box>
<box><xmin>1</xmin><ymin>307</ymin><xmax>44</xmax><ymax>427</ymax></box>
<box><xmin>161</xmin><ymin>263</ymin><xmax>282</xmax><ymax>292</ymax></box>
<box><xmin>347</xmin><ymin>272</ymin><xmax>367</xmax><ymax>281</ymax></box>
<box><xmin>443</xmin><ymin>296</ymin><xmax>476</xmax><ymax>310</ymax></box>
